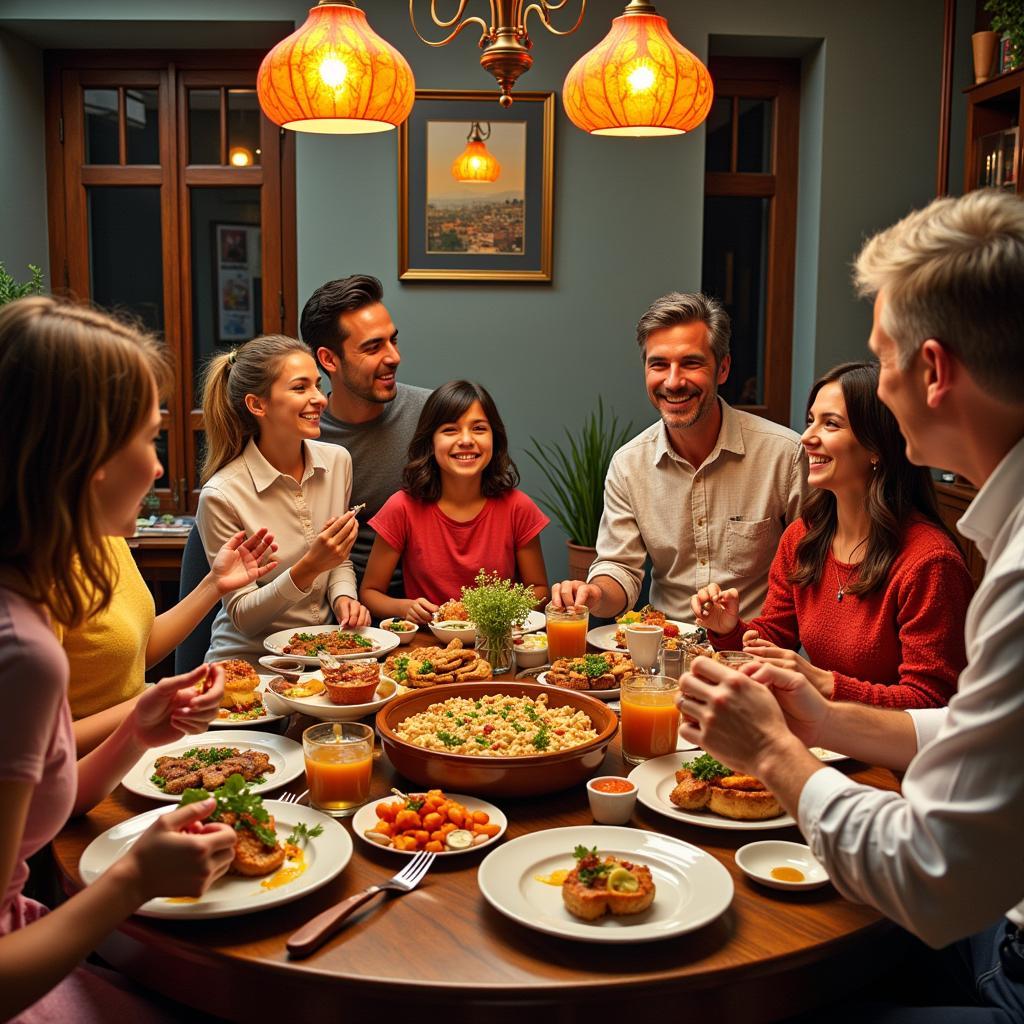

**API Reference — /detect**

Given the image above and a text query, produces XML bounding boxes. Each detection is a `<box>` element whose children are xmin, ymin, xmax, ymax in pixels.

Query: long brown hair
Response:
<box><xmin>200</xmin><ymin>335</ymin><xmax>313</xmax><ymax>483</ymax></box>
<box><xmin>403</xmin><ymin>381</ymin><xmax>519</xmax><ymax>503</ymax></box>
<box><xmin>0</xmin><ymin>297</ymin><xmax>170</xmax><ymax>628</ymax></box>
<box><xmin>789</xmin><ymin>361</ymin><xmax>954</xmax><ymax>596</ymax></box>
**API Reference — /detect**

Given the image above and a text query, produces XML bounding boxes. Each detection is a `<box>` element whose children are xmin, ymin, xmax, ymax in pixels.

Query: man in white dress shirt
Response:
<box><xmin>678</xmin><ymin>189</ymin><xmax>1024</xmax><ymax>1021</ymax></box>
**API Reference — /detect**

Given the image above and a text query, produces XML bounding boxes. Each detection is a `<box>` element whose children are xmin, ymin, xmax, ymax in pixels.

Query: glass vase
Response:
<box><xmin>477</xmin><ymin>631</ymin><xmax>514</xmax><ymax>675</ymax></box>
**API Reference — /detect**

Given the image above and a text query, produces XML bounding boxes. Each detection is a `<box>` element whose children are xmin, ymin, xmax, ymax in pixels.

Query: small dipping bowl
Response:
<box><xmin>258</xmin><ymin>655</ymin><xmax>305</xmax><ymax>682</ymax></box>
<box><xmin>513</xmin><ymin>632</ymin><xmax>548</xmax><ymax>669</ymax></box>
<box><xmin>735</xmin><ymin>840</ymin><xmax>830</xmax><ymax>891</ymax></box>
<box><xmin>379</xmin><ymin>618</ymin><xmax>419</xmax><ymax>645</ymax></box>
<box><xmin>586</xmin><ymin>776</ymin><xmax>638</xmax><ymax>825</ymax></box>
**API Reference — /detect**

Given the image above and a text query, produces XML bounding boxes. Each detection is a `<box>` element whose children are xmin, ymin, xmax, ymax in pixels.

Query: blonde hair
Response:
<box><xmin>0</xmin><ymin>297</ymin><xmax>171</xmax><ymax>628</ymax></box>
<box><xmin>854</xmin><ymin>189</ymin><xmax>1024</xmax><ymax>402</ymax></box>
<box><xmin>200</xmin><ymin>334</ymin><xmax>313</xmax><ymax>483</ymax></box>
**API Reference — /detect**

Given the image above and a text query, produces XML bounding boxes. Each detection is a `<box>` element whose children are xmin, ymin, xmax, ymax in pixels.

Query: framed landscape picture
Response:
<box><xmin>399</xmin><ymin>90</ymin><xmax>554</xmax><ymax>282</ymax></box>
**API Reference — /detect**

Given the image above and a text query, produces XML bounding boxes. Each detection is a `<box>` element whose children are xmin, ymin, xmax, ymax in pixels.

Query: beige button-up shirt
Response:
<box><xmin>196</xmin><ymin>439</ymin><xmax>358</xmax><ymax>663</ymax></box>
<box><xmin>588</xmin><ymin>402</ymin><xmax>808</xmax><ymax>622</ymax></box>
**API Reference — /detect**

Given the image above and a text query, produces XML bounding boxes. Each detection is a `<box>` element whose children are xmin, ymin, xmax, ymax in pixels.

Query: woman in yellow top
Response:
<box><xmin>60</xmin><ymin>525</ymin><xmax>277</xmax><ymax>755</ymax></box>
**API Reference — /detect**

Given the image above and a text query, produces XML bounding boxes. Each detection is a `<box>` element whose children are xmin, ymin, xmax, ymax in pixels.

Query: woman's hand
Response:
<box><xmin>130</xmin><ymin>664</ymin><xmax>225</xmax><ymax>749</ymax></box>
<box><xmin>403</xmin><ymin>597</ymin><xmax>439</xmax><ymax>625</ymax></box>
<box><xmin>335</xmin><ymin>596</ymin><xmax>371</xmax><ymax>629</ymax></box>
<box><xmin>210</xmin><ymin>528</ymin><xmax>279</xmax><ymax>595</ymax></box>
<box><xmin>742</xmin><ymin>638</ymin><xmax>836</xmax><ymax>697</ymax></box>
<box><xmin>116</xmin><ymin>798</ymin><xmax>238</xmax><ymax>903</ymax></box>
<box><xmin>303</xmin><ymin>513</ymin><xmax>359</xmax><ymax>577</ymax></box>
<box><xmin>690</xmin><ymin>582</ymin><xmax>740</xmax><ymax>635</ymax></box>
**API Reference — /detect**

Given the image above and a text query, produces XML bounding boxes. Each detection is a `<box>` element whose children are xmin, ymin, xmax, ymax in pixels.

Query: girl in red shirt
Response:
<box><xmin>361</xmin><ymin>381</ymin><xmax>549</xmax><ymax>623</ymax></box>
<box><xmin>692</xmin><ymin>362</ymin><xmax>972</xmax><ymax>708</ymax></box>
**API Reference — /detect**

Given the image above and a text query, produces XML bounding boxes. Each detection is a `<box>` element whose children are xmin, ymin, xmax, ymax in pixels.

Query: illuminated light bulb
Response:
<box><xmin>451</xmin><ymin>128</ymin><xmax>501</xmax><ymax>183</ymax></box>
<box><xmin>257</xmin><ymin>2</ymin><xmax>415</xmax><ymax>134</ymax></box>
<box><xmin>229</xmin><ymin>147</ymin><xmax>253</xmax><ymax>167</ymax></box>
<box><xmin>627</xmin><ymin>62</ymin><xmax>656</xmax><ymax>93</ymax></box>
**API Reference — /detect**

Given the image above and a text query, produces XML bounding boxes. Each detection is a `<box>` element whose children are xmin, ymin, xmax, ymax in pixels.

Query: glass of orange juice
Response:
<box><xmin>302</xmin><ymin>722</ymin><xmax>374</xmax><ymax>817</ymax></box>
<box><xmin>619</xmin><ymin>674</ymin><xmax>681</xmax><ymax>766</ymax></box>
<box><xmin>545</xmin><ymin>602</ymin><xmax>589</xmax><ymax>661</ymax></box>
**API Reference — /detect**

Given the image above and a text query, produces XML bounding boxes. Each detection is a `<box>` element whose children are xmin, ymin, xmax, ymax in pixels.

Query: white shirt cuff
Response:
<box><xmin>798</xmin><ymin>766</ymin><xmax>861</xmax><ymax>859</ymax></box>
<box><xmin>274</xmin><ymin>568</ymin><xmax>312</xmax><ymax>603</ymax></box>
<box><xmin>586</xmin><ymin>560</ymin><xmax>641</xmax><ymax>608</ymax></box>
<box><xmin>905</xmin><ymin>707</ymin><xmax>947</xmax><ymax>750</ymax></box>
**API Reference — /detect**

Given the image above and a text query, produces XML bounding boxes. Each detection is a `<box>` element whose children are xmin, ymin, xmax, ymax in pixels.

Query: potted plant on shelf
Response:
<box><xmin>460</xmin><ymin>570</ymin><xmax>537</xmax><ymax>675</ymax></box>
<box><xmin>0</xmin><ymin>262</ymin><xmax>44</xmax><ymax>306</ymax></box>
<box><xmin>986</xmin><ymin>0</ymin><xmax>1024</xmax><ymax>73</ymax></box>
<box><xmin>525</xmin><ymin>398</ymin><xmax>633</xmax><ymax>581</ymax></box>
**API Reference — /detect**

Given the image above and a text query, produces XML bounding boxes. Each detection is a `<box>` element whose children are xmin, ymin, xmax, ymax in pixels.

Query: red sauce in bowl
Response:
<box><xmin>591</xmin><ymin>778</ymin><xmax>634</xmax><ymax>794</ymax></box>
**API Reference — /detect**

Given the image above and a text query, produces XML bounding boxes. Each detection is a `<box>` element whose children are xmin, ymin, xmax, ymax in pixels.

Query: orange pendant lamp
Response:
<box><xmin>452</xmin><ymin>123</ymin><xmax>501</xmax><ymax>183</ymax></box>
<box><xmin>562</xmin><ymin>0</ymin><xmax>713</xmax><ymax>137</ymax></box>
<box><xmin>257</xmin><ymin>1</ymin><xmax>415</xmax><ymax>134</ymax></box>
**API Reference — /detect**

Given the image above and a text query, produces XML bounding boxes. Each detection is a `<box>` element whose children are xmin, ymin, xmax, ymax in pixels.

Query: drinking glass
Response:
<box><xmin>545</xmin><ymin>603</ymin><xmax>589</xmax><ymax>661</ymax></box>
<box><xmin>620</xmin><ymin>674</ymin><xmax>681</xmax><ymax>766</ymax></box>
<box><xmin>659</xmin><ymin>643</ymin><xmax>683</xmax><ymax>680</ymax></box>
<box><xmin>623</xmin><ymin>623</ymin><xmax>664</xmax><ymax>673</ymax></box>
<box><xmin>303</xmin><ymin>721</ymin><xmax>374</xmax><ymax>817</ymax></box>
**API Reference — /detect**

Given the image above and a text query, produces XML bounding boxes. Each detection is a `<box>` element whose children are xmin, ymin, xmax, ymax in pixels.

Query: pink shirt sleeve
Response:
<box><xmin>510</xmin><ymin>490</ymin><xmax>549</xmax><ymax>549</ymax></box>
<box><xmin>368</xmin><ymin>491</ymin><xmax>412</xmax><ymax>553</ymax></box>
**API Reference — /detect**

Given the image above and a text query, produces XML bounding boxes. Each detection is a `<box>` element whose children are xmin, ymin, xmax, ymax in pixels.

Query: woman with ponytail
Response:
<box><xmin>691</xmin><ymin>362</ymin><xmax>973</xmax><ymax>709</ymax></box>
<box><xmin>197</xmin><ymin>335</ymin><xmax>369</xmax><ymax>663</ymax></box>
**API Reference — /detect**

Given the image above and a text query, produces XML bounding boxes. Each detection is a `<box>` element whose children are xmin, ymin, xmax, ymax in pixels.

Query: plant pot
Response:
<box><xmin>973</xmin><ymin>31</ymin><xmax>999</xmax><ymax>84</ymax></box>
<box><xmin>567</xmin><ymin>541</ymin><xmax>598</xmax><ymax>582</ymax></box>
<box><xmin>477</xmin><ymin>632</ymin><xmax>514</xmax><ymax>675</ymax></box>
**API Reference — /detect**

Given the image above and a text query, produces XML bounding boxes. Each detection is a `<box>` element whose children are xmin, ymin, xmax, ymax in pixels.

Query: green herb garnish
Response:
<box><xmin>511</xmin><ymin>721</ymin><xmax>525</xmax><ymax>733</ymax></box>
<box><xmin>573</xmin><ymin>845</ymin><xmax>612</xmax><ymax>886</ymax></box>
<box><xmin>179</xmin><ymin>774</ymin><xmax>277</xmax><ymax>847</ymax></box>
<box><xmin>475</xmin><ymin>737</ymin><xmax>491</xmax><ymax>747</ymax></box>
<box><xmin>419</xmin><ymin>659</ymin><xmax>434</xmax><ymax>674</ymax></box>
<box><xmin>687</xmin><ymin>753</ymin><xmax>732</xmax><ymax>780</ymax></box>
<box><xmin>531</xmin><ymin>728</ymin><xmax>550</xmax><ymax>751</ymax></box>
<box><xmin>392</xmin><ymin>655</ymin><xmax>410</xmax><ymax>682</ymax></box>
<box><xmin>436</xmin><ymin>730</ymin><xmax>463</xmax><ymax>749</ymax></box>
<box><xmin>285</xmin><ymin>822</ymin><xmax>325</xmax><ymax>846</ymax></box>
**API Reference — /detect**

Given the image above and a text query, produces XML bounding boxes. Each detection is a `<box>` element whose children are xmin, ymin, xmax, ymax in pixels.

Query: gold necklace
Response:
<box><xmin>832</xmin><ymin>538</ymin><xmax>867</xmax><ymax>602</ymax></box>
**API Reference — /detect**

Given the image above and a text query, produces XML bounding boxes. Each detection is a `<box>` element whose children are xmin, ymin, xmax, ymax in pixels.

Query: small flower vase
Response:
<box><xmin>477</xmin><ymin>631</ymin><xmax>514</xmax><ymax>675</ymax></box>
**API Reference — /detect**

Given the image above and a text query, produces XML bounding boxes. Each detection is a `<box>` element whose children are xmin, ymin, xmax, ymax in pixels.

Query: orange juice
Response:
<box><xmin>305</xmin><ymin>749</ymin><xmax>373</xmax><ymax>813</ymax></box>
<box><xmin>620</xmin><ymin>678</ymin><xmax>680</xmax><ymax>765</ymax></box>
<box><xmin>546</xmin><ymin>616</ymin><xmax>589</xmax><ymax>660</ymax></box>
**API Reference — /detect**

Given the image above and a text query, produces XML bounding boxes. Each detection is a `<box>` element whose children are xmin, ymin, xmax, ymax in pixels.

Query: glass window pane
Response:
<box><xmin>704</xmin><ymin>96</ymin><xmax>732</xmax><ymax>172</ymax></box>
<box><xmin>227</xmin><ymin>89</ymin><xmax>262</xmax><ymax>167</ymax></box>
<box><xmin>188</xmin><ymin>89</ymin><xmax>220</xmax><ymax>164</ymax></box>
<box><xmin>125</xmin><ymin>88</ymin><xmax>159</xmax><ymax>164</ymax></box>
<box><xmin>700</xmin><ymin>195</ymin><xmax>770</xmax><ymax>406</ymax></box>
<box><xmin>87</xmin><ymin>186</ymin><xmax>164</xmax><ymax>333</ymax></box>
<box><xmin>155</xmin><ymin>429</ymin><xmax>169</xmax><ymax>489</ymax></box>
<box><xmin>736</xmin><ymin>98</ymin><xmax>773</xmax><ymax>173</ymax></box>
<box><xmin>84</xmin><ymin>88</ymin><xmax>119</xmax><ymax>164</ymax></box>
<box><xmin>190</xmin><ymin>187</ymin><xmax>262</xmax><ymax>400</ymax></box>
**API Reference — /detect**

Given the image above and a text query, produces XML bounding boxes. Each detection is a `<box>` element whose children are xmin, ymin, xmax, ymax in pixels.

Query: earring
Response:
<box><xmin>871</xmin><ymin>460</ymin><xmax>879</xmax><ymax>472</ymax></box>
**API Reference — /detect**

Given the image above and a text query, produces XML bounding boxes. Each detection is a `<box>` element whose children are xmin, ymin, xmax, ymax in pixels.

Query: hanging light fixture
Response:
<box><xmin>562</xmin><ymin>0</ymin><xmax>713</xmax><ymax>136</ymax></box>
<box><xmin>257</xmin><ymin>1</ymin><xmax>415</xmax><ymax>134</ymax></box>
<box><xmin>228</xmin><ymin>146</ymin><xmax>253</xmax><ymax>167</ymax></box>
<box><xmin>451</xmin><ymin>122</ymin><xmax>501</xmax><ymax>183</ymax></box>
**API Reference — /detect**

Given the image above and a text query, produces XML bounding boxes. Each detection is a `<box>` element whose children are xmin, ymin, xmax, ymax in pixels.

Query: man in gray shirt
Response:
<box><xmin>300</xmin><ymin>274</ymin><xmax>430</xmax><ymax>594</ymax></box>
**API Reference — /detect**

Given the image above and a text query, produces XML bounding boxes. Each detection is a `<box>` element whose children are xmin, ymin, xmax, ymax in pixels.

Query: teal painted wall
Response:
<box><xmin>0</xmin><ymin>0</ymin><xmax>955</xmax><ymax>577</ymax></box>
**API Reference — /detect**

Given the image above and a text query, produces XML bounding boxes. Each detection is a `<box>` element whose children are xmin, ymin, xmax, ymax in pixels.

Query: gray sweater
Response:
<box><xmin>317</xmin><ymin>383</ymin><xmax>431</xmax><ymax>594</ymax></box>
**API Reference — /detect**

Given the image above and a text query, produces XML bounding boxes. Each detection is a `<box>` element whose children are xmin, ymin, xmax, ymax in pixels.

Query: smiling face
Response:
<box><xmin>333</xmin><ymin>302</ymin><xmax>400</xmax><ymax>405</ymax></box>
<box><xmin>801</xmin><ymin>380</ymin><xmax>876</xmax><ymax>496</ymax></box>
<box><xmin>432</xmin><ymin>399</ymin><xmax>493</xmax><ymax>482</ymax></box>
<box><xmin>91</xmin><ymin>383</ymin><xmax>164</xmax><ymax>536</ymax></box>
<box><xmin>644</xmin><ymin>321</ymin><xmax>730</xmax><ymax>432</ymax></box>
<box><xmin>247</xmin><ymin>352</ymin><xmax>326</xmax><ymax>444</ymax></box>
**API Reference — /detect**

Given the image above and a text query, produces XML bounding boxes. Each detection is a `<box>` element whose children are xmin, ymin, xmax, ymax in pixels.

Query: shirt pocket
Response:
<box><xmin>725</xmin><ymin>517</ymin><xmax>774</xmax><ymax>578</ymax></box>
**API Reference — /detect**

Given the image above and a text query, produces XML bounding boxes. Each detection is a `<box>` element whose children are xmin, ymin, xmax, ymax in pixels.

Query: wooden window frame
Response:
<box><xmin>44</xmin><ymin>51</ymin><xmax>297</xmax><ymax>513</ymax></box>
<box><xmin>704</xmin><ymin>57</ymin><xmax>800</xmax><ymax>426</ymax></box>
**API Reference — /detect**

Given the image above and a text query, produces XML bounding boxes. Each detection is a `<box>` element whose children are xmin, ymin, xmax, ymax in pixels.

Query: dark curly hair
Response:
<box><xmin>403</xmin><ymin>381</ymin><xmax>519</xmax><ymax>503</ymax></box>
<box><xmin>789</xmin><ymin>361</ymin><xmax>956</xmax><ymax>596</ymax></box>
<box><xmin>299</xmin><ymin>274</ymin><xmax>383</xmax><ymax>370</ymax></box>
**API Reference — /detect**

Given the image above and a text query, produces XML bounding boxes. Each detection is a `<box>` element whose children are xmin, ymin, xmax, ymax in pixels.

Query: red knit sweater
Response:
<box><xmin>711</xmin><ymin>518</ymin><xmax>973</xmax><ymax>708</ymax></box>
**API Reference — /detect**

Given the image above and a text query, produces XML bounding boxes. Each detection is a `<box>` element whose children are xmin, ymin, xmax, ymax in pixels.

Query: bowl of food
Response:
<box><xmin>376</xmin><ymin>681</ymin><xmax>618</xmax><ymax>797</ymax></box>
<box><xmin>380</xmin><ymin>618</ymin><xmax>419</xmax><ymax>645</ymax></box>
<box><xmin>269</xmin><ymin>673</ymin><xmax>398</xmax><ymax>722</ymax></box>
<box><xmin>257</xmin><ymin>655</ymin><xmax>306</xmax><ymax>682</ymax></box>
<box><xmin>513</xmin><ymin>631</ymin><xmax>548</xmax><ymax>669</ymax></box>
<box><xmin>321</xmin><ymin>659</ymin><xmax>382</xmax><ymax>705</ymax></box>
<box><xmin>428</xmin><ymin>619</ymin><xmax>477</xmax><ymax>645</ymax></box>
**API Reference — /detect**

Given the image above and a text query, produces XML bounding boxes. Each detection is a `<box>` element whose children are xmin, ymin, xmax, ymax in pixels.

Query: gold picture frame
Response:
<box><xmin>398</xmin><ymin>90</ymin><xmax>555</xmax><ymax>282</ymax></box>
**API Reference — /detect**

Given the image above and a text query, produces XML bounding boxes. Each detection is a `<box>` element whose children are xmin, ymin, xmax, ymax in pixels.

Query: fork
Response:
<box><xmin>286</xmin><ymin>850</ymin><xmax>435</xmax><ymax>958</ymax></box>
<box><xmin>276</xmin><ymin>790</ymin><xmax>307</xmax><ymax>805</ymax></box>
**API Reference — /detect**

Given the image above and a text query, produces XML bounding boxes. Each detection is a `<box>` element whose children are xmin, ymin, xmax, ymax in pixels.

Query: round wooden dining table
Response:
<box><xmin>52</xmin><ymin>636</ymin><xmax>910</xmax><ymax>1024</ymax></box>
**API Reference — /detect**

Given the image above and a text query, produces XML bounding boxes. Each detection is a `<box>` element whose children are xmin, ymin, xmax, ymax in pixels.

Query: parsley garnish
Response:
<box><xmin>419</xmin><ymin>659</ymin><xmax>434</xmax><ymax>674</ymax></box>
<box><xmin>180</xmin><ymin>774</ymin><xmax>277</xmax><ymax>847</ymax></box>
<box><xmin>285</xmin><ymin>822</ymin><xmax>324</xmax><ymax>846</ymax></box>
<box><xmin>531</xmin><ymin>727</ymin><xmax>550</xmax><ymax>751</ymax></box>
<box><xmin>392</xmin><ymin>655</ymin><xmax>410</xmax><ymax>682</ymax></box>
<box><xmin>573</xmin><ymin>845</ymin><xmax>612</xmax><ymax>887</ymax></box>
<box><xmin>511</xmin><ymin>721</ymin><xmax>525</xmax><ymax>733</ymax></box>
<box><xmin>435</xmin><ymin>730</ymin><xmax>463</xmax><ymax>749</ymax></box>
<box><xmin>475</xmin><ymin>737</ymin><xmax>491</xmax><ymax>747</ymax></box>
<box><xmin>687</xmin><ymin>753</ymin><xmax>732</xmax><ymax>780</ymax></box>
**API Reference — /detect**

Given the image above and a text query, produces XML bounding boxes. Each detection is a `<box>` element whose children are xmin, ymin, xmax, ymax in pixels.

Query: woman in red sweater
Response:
<box><xmin>691</xmin><ymin>362</ymin><xmax>972</xmax><ymax>708</ymax></box>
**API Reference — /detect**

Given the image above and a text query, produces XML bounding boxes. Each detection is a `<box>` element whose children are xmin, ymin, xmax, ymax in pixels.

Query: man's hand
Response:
<box><xmin>690</xmin><ymin>582</ymin><xmax>740</xmax><ymax>635</ymax></box>
<box><xmin>210</xmin><ymin>528</ymin><xmax>279</xmax><ymax>595</ymax></box>
<box><xmin>131</xmin><ymin>663</ymin><xmax>225</xmax><ymax>748</ymax></box>
<box><xmin>335</xmin><ymin>597</ymin><xmax>371</xmax><ymax>628</ymax></box>
<box><xmin>742</xmin><ymin>638</ymin><xmax>836</xmax><ymax>697</ymax></box>
<box><xmin>550</xmin><ymin>579</ymin><xmax>601</xmax><ymax>611</ymax></box>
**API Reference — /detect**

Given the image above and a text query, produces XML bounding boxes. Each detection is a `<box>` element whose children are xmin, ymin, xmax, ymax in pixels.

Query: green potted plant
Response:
<box><xmin>460</xmin><ymin>570</ymin><xmax>538</xmax><ymax>675</ymax></box>
<box><xmin>0</xmin><ymin>262</ymin><xmax>44</xmax><ymax>306</ymax></box>
<box><xmin>986</xmin><ymin>0</ymin><xmax>1024</xmax><ymax>72</ymax></box>
<box><xmin>525</xmin><ymin>398</ymin><xmax>633</xmax><ymax>581</ymax></box>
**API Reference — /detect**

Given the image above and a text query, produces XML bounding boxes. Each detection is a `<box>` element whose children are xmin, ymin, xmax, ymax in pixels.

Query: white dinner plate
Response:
<box><xmin>586</xmin><ymin>620</ymin><xmax>692</xmax><ymax>654</ymax></box>
<box><xmin>515</xmin><ymin>610</ymin><xmax>546</xmax><ymax>635</ymax></box>
<box><xmin>268</xmin><ymin>672</ymin><xmax>402</xmax><ymax>722</ymax></box>
<box><xmin>536</xmin><ymin>670</ymin><xmax>619</xmax><ymax>701</ymax></box>
<box><xmin>351</xmin><ymin>792</ymin><xmax>507</xmax><ymax>856</ymax></box>
<box><xmin>628</xmin><ymin>752</ymin><xmax>798</xmax><ymax>831</ymax></box>
<box><xmin>80</xmin><ymin>800</ymin><xmax>351</xmax><ymax>919</ymax></box>
<box><xmin>263</xmin><ymin>624</ymin><xmax>400</xmax><ymax>666</ymax></box>
<box><xmin>121</xmin><ymin>730</ymin><xmax>305</xmax><ymax>802</ymax></box>
<box><xmin>208</xmin><ymin>674</ymin><xmax>287</xmax><ymax>728</ymax></box>
<box><xmin>477</xmin><ymin>825</ymin><xmax>733</xmax><ymax>943</ymax></box>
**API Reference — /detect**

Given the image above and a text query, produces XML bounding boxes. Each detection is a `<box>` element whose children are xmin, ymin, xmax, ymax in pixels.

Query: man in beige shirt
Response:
<box><xmin>552</xmin><ymin>292</ymin><xmax>807</xmax><ymax>622</ymax></box>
